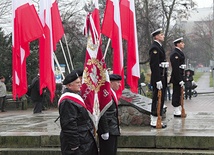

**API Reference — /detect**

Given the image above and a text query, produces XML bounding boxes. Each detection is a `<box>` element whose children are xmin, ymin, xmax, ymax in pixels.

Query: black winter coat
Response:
<box><xmin>149</xmin><ymin>41</ymin><xmax>167</xmax><ymax>87</ymax></box>
<box><xmin>30</xmin><ymin>76</ymin><xmax>43</xmax><ymax>102</ymax></box>
<box><xmin>97</xmin><ymin>98</ymin><xmax>120</xmax><ymax>136</ymax></box>
<box><xmin>170</xmin><ymin>48</ymin><xmax>185</xmax><ymax>84</ymax></box>
<box><xmin>59</xmin><ymin>89</ymin><xmax>97</xmax><ymax>155</ymax></box>
<box><xmin>184</xmin><ymin>75</ymin><xmax>193</xmax><ymax>88</ymax></box>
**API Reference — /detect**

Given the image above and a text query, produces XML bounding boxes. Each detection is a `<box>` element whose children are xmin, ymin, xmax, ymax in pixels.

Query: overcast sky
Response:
<box><xmin>1</xmin><ymin>0</ymin><xmax>214</xmax><ymax>34</ymax></box>
<box><xmin>194</xmin><ymin>0</ymin><xmax>213</xmax><ymax>8</ymax></box>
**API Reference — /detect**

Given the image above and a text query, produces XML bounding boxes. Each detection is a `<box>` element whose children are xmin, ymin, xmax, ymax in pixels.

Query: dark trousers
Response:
<box><xmin>0</xmin><ymin>96</ymin><xmax>6</xmax><ymax>111</ymax></box>
<box><xmin>151</xmin><ymin>87</ymin><xmax>165</xmax><ymax>116</ymax></box>
<box><xmin>172</xmin><ymin>84</ymin><xmax>181</xmax><ymax>107</ymax></box>
<box><xmin>99</xmin><ymin>135</ymin><xmax>118</xmax><ymax>155</ymax></box>
<box><xmin>33</xmin><ymin>101</ymin><xmax>42</xmax><ymax>113</ymax></box>
<box><xmin>165</xmin><ymin>86</ymin><xmax>171</xmax><ymax>100</ymax></box>
<box><xmin>185</xmin><ymin>87</ymin><xmax>192</xmax><ymax>99</ymax></box>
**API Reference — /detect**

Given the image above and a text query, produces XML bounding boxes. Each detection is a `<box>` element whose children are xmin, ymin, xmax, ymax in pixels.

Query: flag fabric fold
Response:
<box><xmin>102</xmin><ymin>0</ymin><xmax>124</xmax><ymax>98</ymax></box>
<box><xmin>39</xmin><ymin>0</ymin><xmax>64</xmax><ymax>101</ymax></box>
<box><xmin>81</xmin><ymin>0</ymin><xmax>112</xmax><ymax>128</ymax></box>
<box><xmin>12</xmin><ymin>0</ymin><xmax>44</xmax><ymax>99</ymax></box>
<box><xmin>120</xmin><ymin>0</ymin><xmax>140</xmax><ymax>93</ymax></box>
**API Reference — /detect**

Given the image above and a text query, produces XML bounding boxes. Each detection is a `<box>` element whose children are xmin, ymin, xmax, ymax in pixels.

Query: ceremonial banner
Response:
<box><xmin>39</xmin><ymin>0</ymin><xmax>64</xmax><ymax>101</ymax></box>
<box><xmin>102</xmin><ymin>0</ymin><xmax>124</xmax><ymax>98</ymax></box>
<box><xmin>120</xmin><ymin>0</ymin><xmax>140</xmax><ymax>93</ymax></box>
<box><xmin>12</xmin><ymin>0</ymin><xmax>43</xmax><ymax>99</ymax></box>
<box><xmin>82</xmin><ymin>0</ymin><xmax>112</xmax><ymax>128</ymax></box>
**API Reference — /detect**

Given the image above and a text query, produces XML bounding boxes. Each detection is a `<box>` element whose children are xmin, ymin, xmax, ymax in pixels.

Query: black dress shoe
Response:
<box><xmin>151</xmin><ymin>124</ymin><xmax>167</xmax><ymax>129</ymax></box>
<box><xmin>174</xmin><ymin>114</ymin><xmax>181</xmax><ymax>117</ymax></box>
<box><xmin>1</xmin><ymin>110</ymin><xmax>6</xmax><ymax>112</ymax></box>
<box><xmin>174</xmin><ymin>114</ymin><xmax>187</xmax><ymax>118</ymax></box>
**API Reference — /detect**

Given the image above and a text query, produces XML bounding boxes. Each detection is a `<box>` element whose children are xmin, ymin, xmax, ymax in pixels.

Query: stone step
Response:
<box><xmin>118</xmin><ymin>135</ymin><xmax>214</xmax><ymax>150</ymax></box>
<box><xmin>118</xmin><ymin>148</ymin><xmax>214</xmax><ymax>155</ymax></box>
<box><xmin>1</xmin><ymin>148</ymin><xmax>214</xmax><ymax>155</ymax></box>
<box><xmin>1</xmin><ymin>134</ymin><xmax>214</xmax><ymax>150</ymax></box>
<box><xmin>0</xmin><ymin>148</ymin><xmax>60</xmax><ymax>155</ymax></box>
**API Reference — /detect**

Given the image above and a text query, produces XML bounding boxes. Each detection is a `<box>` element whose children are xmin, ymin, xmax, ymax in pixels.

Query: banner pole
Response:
<box><xmin>103</xmin><ymin>38</ymin><xmax>111</xmax><ymax>59</ymax></box>
<box><xmin>63</xmin><ymin>34</ymin><xmax>74</xmax><ymax>70</ymax></box>
<box><xmin>60</xmin><ymin>40</ymin><xmax>71</xmax><ymax>73</ymax></box>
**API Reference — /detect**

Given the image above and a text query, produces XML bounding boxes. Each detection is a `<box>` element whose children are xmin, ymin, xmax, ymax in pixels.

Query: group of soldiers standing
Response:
<box><xmin>149</xmin><ymin>28</ymin><xmax>187</xmax><ymax>128</ymax></box>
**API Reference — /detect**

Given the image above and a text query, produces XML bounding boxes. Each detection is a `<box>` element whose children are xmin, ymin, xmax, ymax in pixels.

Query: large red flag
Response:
<box><xmin>120</xmin><ymin>0</ymin><xmax>140</xmax><ymax>93</ymax></box>
<box><xmin>82</xmin><ymin>0</ymin><xmax>112</xmax><ymax>128</ymax></box>
<box><xmin>39</xmin><ymin>0</ymin><xmax>64</xmax><ymax>101</ymax></box>
<box><xmin>102</xmin><ymin>0</ymin><xmax>124</xmax><ymax>98</ymax></box>
<box><xmin>12</xmin><ymin>0</ymin><xmax>44</xmax><ymax>99</ymax></box>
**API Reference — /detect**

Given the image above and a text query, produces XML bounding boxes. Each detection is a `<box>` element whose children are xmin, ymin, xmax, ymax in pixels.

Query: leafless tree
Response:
<box><xmin>0</xmin><ymin>0</ymin><xmax>11</xmax><ymax>34</ymax></box>
<box><xmin>186</xmin><ymin>15</ymin><xmax>213</xmax><ymax>66</ymax></box>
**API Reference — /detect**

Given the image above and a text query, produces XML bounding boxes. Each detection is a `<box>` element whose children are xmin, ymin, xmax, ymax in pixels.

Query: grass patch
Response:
<box><xmin>193</xmin><ymin>72</ymin><xmax>203</xmax><ymax>82</ymax></box>
<box><xmin>210</xmin><ymin>72</ymin><xmax>214</xmax><ymax>87</ymax></box>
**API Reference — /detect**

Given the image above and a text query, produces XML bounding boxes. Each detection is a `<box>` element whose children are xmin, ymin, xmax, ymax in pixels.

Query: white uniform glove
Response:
<box><xmin>101</xmin><ymin>132</ymin><xmax>109</xmax><ymax>140</ymax></box>
<box><xmin>71</xmin><ymin>146</ymin><xmax>79</xmax><ymax>151</ymax></box>
<box><xmin>156</xmin><ymin>81</ymin><xmax>163</xmax><ymax>90</ymax></box>
<box><xmin>179</xmin><ymin>81</ymin><xmax>184</xmax><ymax>87</ymax></box>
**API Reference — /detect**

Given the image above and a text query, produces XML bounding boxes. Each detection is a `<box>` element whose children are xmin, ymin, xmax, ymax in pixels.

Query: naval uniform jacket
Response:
<box><xmin>149</xmin><ymin>41</ymin><xmax>167</xmax><ymax>87</ymax></box>
<box><xmin>170</xmin><ymin>48</ymin><xmax>185</xmax><ymax>85</ymax></box>
<box><xmin>58</xmin><ymin>88</ymin><xmax>97</xmax><ymax>155</ymax></box>
<box><xmin>149</xmin><ymin>41</ymin><xmax>167</xmax><ymax>116</ymax></box>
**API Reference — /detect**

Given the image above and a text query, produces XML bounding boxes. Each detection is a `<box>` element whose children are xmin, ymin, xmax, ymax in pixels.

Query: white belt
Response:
<box><xmin>179</xmin><ymin>64</ymin><xmax>186</xmax><ymax>69</ymax></box>
<box><xmin>159</xmin><ymin>62</ymin><xmax>169</xmax><ymax>68</ymax></box>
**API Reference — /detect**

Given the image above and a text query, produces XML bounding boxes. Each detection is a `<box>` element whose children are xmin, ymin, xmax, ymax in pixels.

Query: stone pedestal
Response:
<box><xmin>118</xmin><ymin>89</ymin><xmax>152</xmax><ymax>126</ymax></box>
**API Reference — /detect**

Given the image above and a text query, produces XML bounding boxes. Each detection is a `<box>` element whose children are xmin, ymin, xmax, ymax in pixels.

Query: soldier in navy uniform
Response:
<box><xmin>170</xmin><ymin>37</ymin><xmax>186</xmax><ymax>117</ymax></box>
<box><xmin>149</xmin><ymin>28</ymin><xmax>168</xmax><ymax>128</ymax></box>
<box><xmin>58</xmin><ymin>70</ymin><xmax>98</xmax><ymax>155</ymax></box>
<box><xmin>97</xmin><ymin>74</ymin><xmax>121</xmax><ymax>155</ymax></box>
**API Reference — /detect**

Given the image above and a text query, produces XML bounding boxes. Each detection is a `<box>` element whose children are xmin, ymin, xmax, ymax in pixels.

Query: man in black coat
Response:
<box><xmin>170</xmin><ymin>37</ymin><xmax>186</xmax><ymax>117</ymax></box>
<box><xmin>149</xmin><ymin>28</ymin><xmax>168</xmax><ymax>128</ymax></box>
<box><xmin>97</xmin><ymin>74</ymin><xmax>121</xmax><ymax>155</ymax></box>
<box><xmin>29</xmin><ymin>74</ymin><xmax>44</xmax><ymax>114</ymax></box>
<box><xmin>58</xmin><ymin>70</ymin><xmax>98</xmax><ymax>155</ymax></box>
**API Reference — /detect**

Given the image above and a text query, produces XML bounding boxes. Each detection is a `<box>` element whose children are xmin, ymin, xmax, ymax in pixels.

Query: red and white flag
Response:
<box><xmin>39</xmin><ymin>0</ymin><xmax>64</xmax><ymax>101</ymax></box>
<box><xmin>102</xmin><ymin>0</ymin><xmax>124</xmax><ymax>98</ymax></box>
<box><xmin>120</xmin><ymin>0</ymin><xmax>140</xmax><ymax>93</ymax></box>
<box><xmin>12</xmin><ymin>0</ymin><xmax>44</xmax><ymax>99</ymax></box>
<box><xmin>82</xmin><ymin>0</ymin><xmax>112</xmax><ymax>128</ymax></box>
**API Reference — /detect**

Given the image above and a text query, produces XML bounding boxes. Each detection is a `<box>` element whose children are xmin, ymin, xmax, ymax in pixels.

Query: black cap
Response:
<box><xmin>173</xmin><ymin>37</ymin><xmax>183</xmax><ymax>45</ymax></box>
<box><xmin>63</xmin><ymin>70</ymin><xmax>79</xmax><ymax>85</ymax></box>
<box><xmin>75</xmin><ymin>68</ymin><xmax>83</xmax><ymax>77</ymax></box>
<box><xmin>151</xmin><ymin>28</ymin><xmax>163</xmax><ymax>37</ymax></box>
<box><xmin>109</xmin><ymin>74</ymin><xmax>122</xmax><ymax>81</ymax></box>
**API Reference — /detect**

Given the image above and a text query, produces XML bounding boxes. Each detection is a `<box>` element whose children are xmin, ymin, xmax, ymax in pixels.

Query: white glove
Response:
<box><xmin>179</xmin><ymin>81</ymin><xmax>184</xmax><ymax>87</ymax></box>
<box><xmin>160</xmin><ymin>62</ymin><xmax>169</xmax><ymax>68</ymax></box>
<box><xmin>71</xmin><ymin>146</ymin><xmax>79</xmax><ymax>151</ymax></box>
<box><xmin>101</xmin><ymin>132</ymin><xmax>109</xmax><ymax>140</ymax></box>
<box><xmin>180</xmin><ymin>64</ymin><xmax>186</xmax><ymax>69</ymax></box>
<box><xmin>156</xmin><ymin>81</ymin><xmax>163</xmax><ymax>90</ymax></box>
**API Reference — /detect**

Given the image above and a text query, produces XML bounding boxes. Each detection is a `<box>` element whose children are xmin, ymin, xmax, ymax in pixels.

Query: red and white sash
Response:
<box><xmin>111</xmin><ymin>88</ymin><xmax>118</xmax><ymax>106</ymax></box>
<box><xmin>58</xmin><ymin>92</ymin><xmax>86</xmax><ymax>108</ymax></box>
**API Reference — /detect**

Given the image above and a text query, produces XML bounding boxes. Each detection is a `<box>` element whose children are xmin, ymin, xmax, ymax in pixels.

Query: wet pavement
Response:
<box><xmin>0</xmin><ymin>72</ymin><xmax>214</xmax><ymax>137</ymax></box>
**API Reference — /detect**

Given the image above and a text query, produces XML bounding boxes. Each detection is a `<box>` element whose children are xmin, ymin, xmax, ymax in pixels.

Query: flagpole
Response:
<box><xmin>63</xmin><ymin>34</ymin><xmax>74</xmax><ymax>70</ymax></box>
<box><xmin>103</xmin><ymin>38</ymin><xmax>111</xmax><ymax>59</ymax></box>
<box><xmin>60</xmin><ymin>40</ymin><xmax>71</xmax><ymax>73</ymax></box>
<box><xmin>53</xmin><ymin>52</ymin><xmax>65</xmax><ymax>80</ymax></box>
